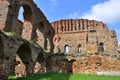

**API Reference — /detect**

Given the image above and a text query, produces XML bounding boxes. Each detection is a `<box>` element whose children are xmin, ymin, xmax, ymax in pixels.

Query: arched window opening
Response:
<box><xmin>17</xmin><ymin>43</ymin><xmax>32</xmax><ymax>63</ymax></box>
<box><xmin>17</xmin><ymin>5</ymin><xmax>33</xmax><ymax>36</ymax></box>
<box><xmin>23</xmin><ymin>5</ymin><xmax>33</xmax><ymax>22</ymax></box>
<box><xmin>18</xmin><ymin>5</ymin><xmax>33</xmax><ymax>22</ymax></box>
<box><xmin>99</xmin><ymin>42</ymin><xmax>104</xmax><ymax>52</ymax></box>
<box><xmin>78</xmin><ymin>44</ymin><xmax>82</xmax><ymax>53</ymax></box>
<box><xmin>16</xmin><ymin>43</ymin><xmax>33</xmax><ymax>75</ymax></box>
<box><xmin>18</xmin><ymin>7</ymin><xmax>24</xmax><ymax>22</ymax></box>
<box><xmin>64</xmin><ymin>45</ymin><xmax>69</xmax><ymax>53</ymax></box>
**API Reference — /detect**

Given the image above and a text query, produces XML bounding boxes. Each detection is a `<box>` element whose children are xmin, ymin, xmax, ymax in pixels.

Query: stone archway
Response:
<box><xmin>34</xmin><ymin>52</ymin><xmax>45</xmax><ymax>74</ymax></box>
<box><xmin>16</xmin><ymin>43</ymin><xmax>33</xmax><ymax>76</ymax></box>
<box><xmin>2</xmin><ymin>1</ymin><xmax>35</xmax><ymax>40</ymax></box>
<box><xmin>36</xmin><ymin>21</ymin><xmax>46</xmax><ymax>49</ymax></box>
<box><xmin>20</xmin><ymin>5</ymin><xmax>34</xmax><ymax>40</ymax></box>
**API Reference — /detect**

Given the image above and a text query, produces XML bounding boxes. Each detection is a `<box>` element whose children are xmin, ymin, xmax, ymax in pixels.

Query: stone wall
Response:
<box><xmin>45</xmin><ymin>53</ymin><xmax>120</xmax><ymax>74</ymax></box>
<box><xmin>46</xmin><ymin>54</ymin><xmax>74</xmax><ymax>73</ymax></box>
<box><xmin>51</xmin><ymin>19</ymin><xmax>118</xmax><ymax>55</ymax></box>
<box><xmin>0</xmin><ymin>0</ymin><xmax>119</xmax><ymax>79</ymax></box>
<box><xmin>0</xmin><ymin>0</ymin><xmax>55</xmax><ymax>53</ymax></box>
<box><xmin>0</xmin><ymin>30</ymin><xmax>44</xmax><ymax>78</ymax></box>
<box><xmin>72</xmin><ymin>54</ymin><xmax>120</xmax><ymax>74</ymax></box>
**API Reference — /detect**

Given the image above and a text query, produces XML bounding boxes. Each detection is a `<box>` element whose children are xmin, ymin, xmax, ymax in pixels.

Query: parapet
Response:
<box><xmin>51</xmin><ymin>19</ymin><xmax>108</xmax><ymax>34</ymax></box>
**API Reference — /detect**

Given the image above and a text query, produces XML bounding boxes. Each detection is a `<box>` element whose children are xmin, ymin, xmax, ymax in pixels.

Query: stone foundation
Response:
<box><xmin>46</xmin><ymin>53</ymin><xmax>120</xmax><ymax>74</ymax></box>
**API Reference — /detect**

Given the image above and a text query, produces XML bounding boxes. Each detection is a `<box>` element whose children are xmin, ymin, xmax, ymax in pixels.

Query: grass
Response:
<box><xmin>8</xmin><ymin>72</ymin><xmax>120</xmax><ymax>80</ymax></box>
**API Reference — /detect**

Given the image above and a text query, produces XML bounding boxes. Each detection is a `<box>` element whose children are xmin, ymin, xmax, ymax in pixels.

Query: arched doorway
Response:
<box><xmin>17</xmin><ymin>43</ymin><xmax>32</xmax><ymax>63</ymax></box>
<box><xmin>16</xmin><ymin>43</ymin><xmax>33</xmax><ymax>76</ymax></box>
<box><xmin>34</xmin><ymin>52</ymin><xmax>45</xmax><ymax>73</ymax></box>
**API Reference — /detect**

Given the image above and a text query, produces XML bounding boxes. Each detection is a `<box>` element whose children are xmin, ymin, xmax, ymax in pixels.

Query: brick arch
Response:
<box><xmin>36</xmin><ymin>21</ymin><xmax>45</xmax><ymax>49</ymax></box>
<box><xmin>17</xmin><ymin>4</ymin><xmax>34</xmax><ymax>36</ymax></box>
<box><xmin>17</xmin><ymin>43</ymin><xmax>32</xmax><ymax>63</ymax></box>
<box><xmin>16</xmin><ymin>43</ymin><xmax>33</xmax><ymax>75</ymax></box>
<box><xmin>20</xmin><ymin>5</ymin><xmax>33</xmax><ymax>22</ymax></box>
<box><xmin>34</xmin><ymin>52</ymin><xmax>45</xmax><ymax>73</ymax></box>
<box><xmin>2</xmin><ymin>0</ymin><xmax>36</xmax><ymax>39</ymax></box>
<box><xmin>1</xmin><ymin>0</ymin><xmax>55</xmax><ymax>53</ymax></box>
<box><xmin>19</xmin><ymin>4</ymin><xmax>35</xmax><ymax>40</ymax></box>
<box><xmin>36</xmin><ymin>20</ymin><xmax>54</xmax><ymax>52</ymax></box>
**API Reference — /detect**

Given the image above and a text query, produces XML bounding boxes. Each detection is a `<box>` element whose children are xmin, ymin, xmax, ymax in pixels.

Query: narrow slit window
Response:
<box><xmin>64</xmin><ymin>45</ymin><xmax>69</xmax><ymax>53</ymax></box>
<box><xmin>99</xmin><ymin>42</ymin><xmax>104</xmax><ymax>52</ymax></box>
<box><xmin>78</xmin><ymin>44</ymin><xmax>82</xmax><ymax>53</ymax></box>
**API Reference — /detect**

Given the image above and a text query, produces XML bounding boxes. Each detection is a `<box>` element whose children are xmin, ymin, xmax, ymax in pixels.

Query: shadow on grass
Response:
<box><xmin>9</xmin><ymin>72</ymin><xmax>72</xmax><ymax>80</ymax></box>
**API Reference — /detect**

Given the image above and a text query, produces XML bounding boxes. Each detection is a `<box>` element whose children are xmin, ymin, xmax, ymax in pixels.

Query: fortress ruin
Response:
<box><xmin>0</xmin><ymin>0</ymin><xmax>120</xmax><ymax>79</ymax></box>
<box><xmin>52</xmin><ymin>19</ymin><xmax>118</xmax><ymax>55</ymax></box>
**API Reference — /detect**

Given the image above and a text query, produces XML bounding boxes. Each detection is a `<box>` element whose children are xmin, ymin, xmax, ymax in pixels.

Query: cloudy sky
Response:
<box><xmin>20</xmin><ymin>0</ymin><xmax>120</xmax><ymax>44</ymax></box>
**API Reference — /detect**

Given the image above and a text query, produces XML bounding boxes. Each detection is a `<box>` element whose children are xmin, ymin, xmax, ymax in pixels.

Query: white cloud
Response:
<box><xmin>65</xmin><ymin>0</ymin><xmax>120</xmax><ymax>43</ymax></box>
<box><xmin>81</xmin><ymin>0</ymin><xmax>120</xmax><ymax>24</ymax></box>
<box><xmin>50</xmin><ymin>0</ymin><xmax>57</xmax><ymax>6</ymax></box>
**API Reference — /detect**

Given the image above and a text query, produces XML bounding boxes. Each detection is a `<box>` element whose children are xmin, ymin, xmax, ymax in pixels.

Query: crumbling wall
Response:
<box><xmin>0</xmin><ymin>30</ymin><xmax>43</xmax><ymax>78</ymax></box>
<box><xmin>72</xmin><ymin>54</ymin><xmax>120</xmax><ymax>74</ymax></box>
<box><xmin>46</xmin><ymin>54</ymin><xmax>74</xmax><ymax>73</ymax></box>
<box><xmin>0</xmin><ymin>0</ymin><xmax>55</xmax><ymax>53</ymax></box>
<box><xmin>45</xmin><ymin>53</ymin><xmax>120</xmax><ymax>74</ymax></box>
<box><xmin>51</xmin><ymin>19</ymin><xmax>118</xmax><ymax>54</ymax></box>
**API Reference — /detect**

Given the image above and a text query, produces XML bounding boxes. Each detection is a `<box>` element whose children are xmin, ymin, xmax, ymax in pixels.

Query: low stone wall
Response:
<box><xmin>72</xmin><ymin>55</ymin><xmax>120</xmax><ymax>74</ymax></box>
<box><xmin>46</xmin><ymin>54</ymin><xmax>74</xmax><ymax>73</ymax></box>
<box><xmin>45</xmin><ymin>53</ymin><xmax>120</xmax><ymax>74</ymax></box>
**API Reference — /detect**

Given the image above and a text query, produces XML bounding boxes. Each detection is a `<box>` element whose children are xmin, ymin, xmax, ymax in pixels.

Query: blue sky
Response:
<box><xmin>20</xmin><ymin>0</ymin><xmax>120</xmax><ymax>44</ymax></box>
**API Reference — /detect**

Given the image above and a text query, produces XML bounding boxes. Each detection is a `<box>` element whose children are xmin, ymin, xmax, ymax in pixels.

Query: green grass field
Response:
<box><xmin>8</xmin><ymin>72</ymin><xmax>120</xmax><ymax>80</ymax></box>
